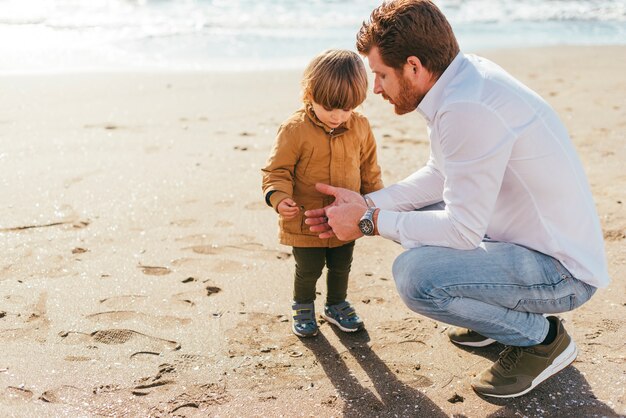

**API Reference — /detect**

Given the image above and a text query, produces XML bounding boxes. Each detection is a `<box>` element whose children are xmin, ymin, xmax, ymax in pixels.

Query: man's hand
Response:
<box><xmin>304</xmin><ymin>183</ymin><xmax>368</xmax><ymax>240</ymax></box>
<box><xmin>277</xmin><ymin>198</ymin><xmax>300</xmax><ymax>219</ymax></box>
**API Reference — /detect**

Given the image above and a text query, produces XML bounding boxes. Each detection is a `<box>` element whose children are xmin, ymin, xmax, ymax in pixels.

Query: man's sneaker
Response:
<box><xmin>447</xmin><ymin>327</ymin><xmax>496</xmax><ymax>347</ymax></box>
<box><xmin>291</xmin><ymin>302</ymin><xmax>318</xmax><ymax>338</ymax></box>
<box><xmin>472</xmin><ymin>316</ymin><xmax>577</xmax><ymax>398</ymax></box>
<box><xmin>322</xmin><ymin>301</ymin><xmax>364</xmax><ymax>332</ymax></box>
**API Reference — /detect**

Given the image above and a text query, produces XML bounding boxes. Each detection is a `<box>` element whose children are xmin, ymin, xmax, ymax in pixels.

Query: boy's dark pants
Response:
<box><xmin>292</xmin><ymin>241</ymin><xmax>355</xmax><ymax>305</ymax></box>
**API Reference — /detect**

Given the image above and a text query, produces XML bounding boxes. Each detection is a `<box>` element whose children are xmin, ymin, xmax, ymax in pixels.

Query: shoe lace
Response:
<box><xmin>498</xmin><ymin>346</ymin><xmax>524</xmax><ymax>371</ymax></box>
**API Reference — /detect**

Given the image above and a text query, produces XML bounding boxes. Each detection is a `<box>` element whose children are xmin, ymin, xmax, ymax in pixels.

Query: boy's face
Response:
<box><xmin>311</xmin><ymin>101</ymin><xmax>353</xmax><ymax>129</ymax></box>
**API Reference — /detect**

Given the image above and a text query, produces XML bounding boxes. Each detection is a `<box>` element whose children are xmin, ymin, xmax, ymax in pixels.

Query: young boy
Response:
<box><xmin>262</xmin><ymin>49</ymin><xmax>383</xmax><ymax>337</ymax></box>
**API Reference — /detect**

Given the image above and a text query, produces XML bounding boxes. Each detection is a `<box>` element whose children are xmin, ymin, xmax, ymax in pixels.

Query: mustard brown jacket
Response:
<box><xmin>261</xmin><ymin>106</ymin><xmax>383</xmax><ymax>248</ymax></box>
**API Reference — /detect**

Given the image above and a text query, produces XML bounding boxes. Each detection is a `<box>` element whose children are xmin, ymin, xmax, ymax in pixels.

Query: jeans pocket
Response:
<box><xmin>570</xmin><ymin>279</ymin><xmax>597</xmax><ymax>310</ymax></box>
<box><xmin>513</xmin><ymin>294</ymin><xmax>575</xmax><ymax>314</ymax></box>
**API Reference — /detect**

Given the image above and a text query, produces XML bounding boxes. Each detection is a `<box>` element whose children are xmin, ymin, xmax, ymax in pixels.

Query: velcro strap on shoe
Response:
<box><xmin>292</xmin><ymin>304</ymin><xmax>315</xmax><ymax>321</ymax></box>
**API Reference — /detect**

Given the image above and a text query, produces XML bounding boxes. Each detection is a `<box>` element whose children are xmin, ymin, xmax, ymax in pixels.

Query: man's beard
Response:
<box><xmin>389</xmin><ymin>74</ymin><xmax>424</xmax><ymax>115</ymax></box>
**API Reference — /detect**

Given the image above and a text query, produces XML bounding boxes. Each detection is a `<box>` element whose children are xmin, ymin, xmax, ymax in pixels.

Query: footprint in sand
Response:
<box><xmin>169</xmin><ymin>219</ymin><xmax>197</xmax><ymax>227</ymax></box>
<box><xmin>174</xmin><ymin>233</ymin><xmax>216</xmax><ymax>244</ymax></box>
<box><xmin>376</xmin><ymin>317</ymin><xmax>434</xmax><ymax>346</ymax></box>
<box><xmin>130</xmin><ymin>352</ymin><xmax>217</xmax><ymax>386</ymax></box>
<box><xmin>171</xmin><ymin>256</ymin><xmax>245</xmax><ymax>273</ymax></box>
<box><xmin>225</xmin><ymin>312</ymin><xmax>292</xmax><ymax>358</ymax></box>
<box><xmin>39</xmin><ymin>385</ymin><xmax>144</xmax><ymax>417</ymax></box>
<box><xmin>147</xmin><ymin>383</ymin><xmax>231</xmax><ymax>413</ymax></box>
<box><xmin>99</xmin><ymin>295</ymin><xmax>148</xmax><ymax>309</ymax></box>
<box><xmin>184</xmin><ymin>242</ymin><xmax>286</xmax><ymax>260</ymax></box>
<box><xmin>1</xmin><ymin>386</ymin><xmax>34</xmax><ymax>403</ymax></box>
<box><xmin>58</xmin><ymin>329</ymin><xmax>181</xmax><ymax>352</ymax></box>
<box><xmin>170</xmin><ymin>257</ymin><xmax>204</xmax><ymax>268</ymax></box>
<box><xmin>0</xmin><ymin>293</ymin><xmax>49</xmax><ymax>341</ymax></box>
<box><xmin>170</xmin><ymin>284</ymin><xmax>222</xmax><ymax>308</ymax></box>
<box><xmin>85</xmin><ymin>311</ymin><xmax>191</xmax><ymax>328</ymax></box>
<box><xmin>39</xmin><ymin>385</ymin><xmax>84</xmax><ymax>404</ymax></box>
<box><xmin>244</xmin><ymin>201</ymin><xmax>266</xmax><ymax>210</ymax></box>
<box><xmin>138</xmin><ymin>265</ymin><xmax>172</xmax><ymax>276</ymax></box>
<box><xmin>39</xmin><ymin>384</ymin><xmax>147</xmax><ymax>416</ymax></box>
<box><xmin>130</xmin><ymin>352</ymin><xmax>206</xmax><ymax>366</ymax></box>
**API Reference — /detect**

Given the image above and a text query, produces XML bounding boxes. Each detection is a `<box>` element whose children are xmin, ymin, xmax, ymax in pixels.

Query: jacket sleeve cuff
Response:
<box><xmin>268</xmin><ymin>190</ymin><xmax>291</xmax><ymax>211</ymax></box>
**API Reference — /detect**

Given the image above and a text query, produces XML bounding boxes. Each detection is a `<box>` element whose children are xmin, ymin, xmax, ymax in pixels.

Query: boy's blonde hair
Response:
<box><xmin>301</xmin><ymin>49</ymin><xmax>368</xmax><ymax>110</ymax></box>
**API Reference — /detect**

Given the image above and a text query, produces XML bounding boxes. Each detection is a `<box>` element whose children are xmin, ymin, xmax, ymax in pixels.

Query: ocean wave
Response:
<box><xmin>0</xmin><ymin>0</ymin><xmax>624</xmax><ymax>72</ymax></box>
<box><xmin>0</xmin><ymin>0</ymin><xmax>624</xmax><ymax>35</ymax></box>
<box><xmin>440</xmin><ymin>0</ymin><xmax>626</xmax><ymax>23</ymax></box>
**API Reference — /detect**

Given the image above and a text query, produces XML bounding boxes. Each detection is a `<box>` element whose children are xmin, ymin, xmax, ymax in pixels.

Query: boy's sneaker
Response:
<box><xmin>447</xmin><ymin>327</ymin><xmax>496</xmax><ymax>347</ymax></box>
<box><xmin>472</xmin><ymin>316</ymin><xmax>577</xmax><ymax>398</ymax></box>
<box><xmin>322</xmin><ymin>301</ymin><xmax>364</xmax><ymax>332</ymax></box>
<box><xmin>291</xmin><ymin>302</ymin><xmax>318</xmax><ymax>337</ymax></box>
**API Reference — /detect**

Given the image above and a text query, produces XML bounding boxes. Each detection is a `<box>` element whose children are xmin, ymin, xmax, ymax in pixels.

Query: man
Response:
<box><xmin>304</xmin><ymin>0</ymin><xmax>609</xmax><ymax>398</ymax></box>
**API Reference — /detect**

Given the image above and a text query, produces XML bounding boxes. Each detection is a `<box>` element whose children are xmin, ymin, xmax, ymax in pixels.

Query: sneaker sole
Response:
<box><xmin>322</xmin><ymin>313</ymin><xmax>363</xmax><ymax>333</ymax></box>
<box><xmin>450</xmin><ymin>337</ymin><xmax>496</xmax><ymax>348</ymax></box>
<box><xmin>478</xmin><ymin>339</ymin><xmax>578</xmax><ymax>398</ymax></box>
<box><xmin>291</xmin><ymin>323</ymin><xmax>318</xmax><ymax>338</ymax></box>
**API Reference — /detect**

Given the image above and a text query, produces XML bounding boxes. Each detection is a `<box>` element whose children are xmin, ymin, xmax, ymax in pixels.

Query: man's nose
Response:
<box><xmin>373</xmin><ymin>81</ymin><xmax>383</xmax><ymax>95</ymax></box>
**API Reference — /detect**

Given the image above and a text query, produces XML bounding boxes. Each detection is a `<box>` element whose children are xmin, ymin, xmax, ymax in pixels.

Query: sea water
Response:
<box><xmin>0</xmin><ymin>0</ymin><xmax>624</xmax><ymax>73</ymax></box>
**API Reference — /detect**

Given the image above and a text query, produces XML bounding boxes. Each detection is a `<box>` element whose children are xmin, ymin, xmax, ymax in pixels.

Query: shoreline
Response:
<box><xmin>0</xmin><ymin>44</ymin><xmax>623</xmax><ymax>76</ymax></box>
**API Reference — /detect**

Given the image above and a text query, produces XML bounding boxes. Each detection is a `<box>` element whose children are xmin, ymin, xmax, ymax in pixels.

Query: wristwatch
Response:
<box><xmin>358</xmin><ymin>207</ymin><xmax>377</xmax><ymax>236</ymax></box>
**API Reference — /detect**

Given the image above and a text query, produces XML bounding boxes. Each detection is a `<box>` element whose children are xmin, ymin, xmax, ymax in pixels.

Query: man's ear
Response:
<box><xmin>406</xmin><ymin>56</ymin><xmax>422</xmax><ymax>77</ymax></box>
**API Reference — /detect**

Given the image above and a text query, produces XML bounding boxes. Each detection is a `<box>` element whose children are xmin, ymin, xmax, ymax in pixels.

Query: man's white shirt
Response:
<box><xmin>368</xmin><ymin>53</ymin><xmax>609</xmax><ymax>288</ymax></box>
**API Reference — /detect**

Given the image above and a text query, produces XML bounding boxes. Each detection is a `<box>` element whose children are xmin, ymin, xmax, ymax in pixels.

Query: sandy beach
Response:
<box><xmin>0</xmin><ymin>46</ymin><xmax>624</xmax><ymax>417</ymax></box>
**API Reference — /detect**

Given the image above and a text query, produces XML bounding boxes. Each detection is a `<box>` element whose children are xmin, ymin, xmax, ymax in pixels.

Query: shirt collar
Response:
<box><xmin>417</xmin><ymin>52</ymin><xmax>466</xmax><ymax>123</ymax></box>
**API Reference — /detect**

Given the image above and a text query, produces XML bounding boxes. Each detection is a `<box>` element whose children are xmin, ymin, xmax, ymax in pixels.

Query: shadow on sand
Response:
<box><xmin>303</xmin><ymin>330</ymin><xmax>622</xmax><ymax>417</ymax></box>
<box><xmin>302</xmin><ymin>327</ymin><xmax>448</xmax><ymax>418</ymax></box>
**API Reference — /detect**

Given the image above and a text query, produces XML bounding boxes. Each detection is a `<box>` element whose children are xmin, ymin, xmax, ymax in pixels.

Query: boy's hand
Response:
<box><xmin>277</xmin><ymin>198</ymin><xmax>300</xmax><ymax>219</ymax></box>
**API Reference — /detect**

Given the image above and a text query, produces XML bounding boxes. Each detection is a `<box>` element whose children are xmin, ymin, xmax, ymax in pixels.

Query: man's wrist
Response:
<box><xmin>373</xmin><ymin>208</ymin><xmax>380</xmax><ymax>236</ymax></box>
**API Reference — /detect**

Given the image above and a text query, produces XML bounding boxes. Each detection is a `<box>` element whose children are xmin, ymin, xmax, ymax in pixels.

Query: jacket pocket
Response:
<box><xmin>279</xmin><ymin>214</ymin><xmax>302</xmax><ymax>234</ymax></box>
<box><xmin>295</xmin><ymin>149</ymin><xmax>314</xmax><ymax>184</ymax></box>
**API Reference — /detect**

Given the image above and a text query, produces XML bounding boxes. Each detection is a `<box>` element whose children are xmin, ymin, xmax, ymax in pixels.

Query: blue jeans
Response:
<box><xmin>392</xmin><ymin>233</ymin><xmax>596</xmax><ymax>347</ymax></box>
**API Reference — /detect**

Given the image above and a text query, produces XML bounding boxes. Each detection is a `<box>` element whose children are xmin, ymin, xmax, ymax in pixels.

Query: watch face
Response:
<box><xmin>359</xmin><ymin>219</ymin><xmax>374</xmax><ymax>236</ymax></box>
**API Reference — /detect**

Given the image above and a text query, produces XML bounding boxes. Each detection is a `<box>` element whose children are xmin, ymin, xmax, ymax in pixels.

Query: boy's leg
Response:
<box><xmin>391</xmin><ymin>241</ymin><xmax>596</xmax><ymax>346</ymax></box>
<box><xmin>324</xmin><ymin>241</ymin><xmax>363</xmax><ymax>332</ymax></box>
<box><xmin>292</xmin><ymin>247</ymin><xmax>326</xmax><ymax>303</ymax></box>
<box><xmin>325</xmin><ymin>241</ymin><xmax>355</xmax><ymax>305</ymax></box>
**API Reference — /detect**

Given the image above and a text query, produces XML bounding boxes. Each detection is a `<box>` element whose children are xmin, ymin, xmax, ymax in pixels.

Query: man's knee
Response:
<box><xmin>392</xmin><ymin>247</ymin><xmax>440</xmax><ymax>303</ymax></box>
